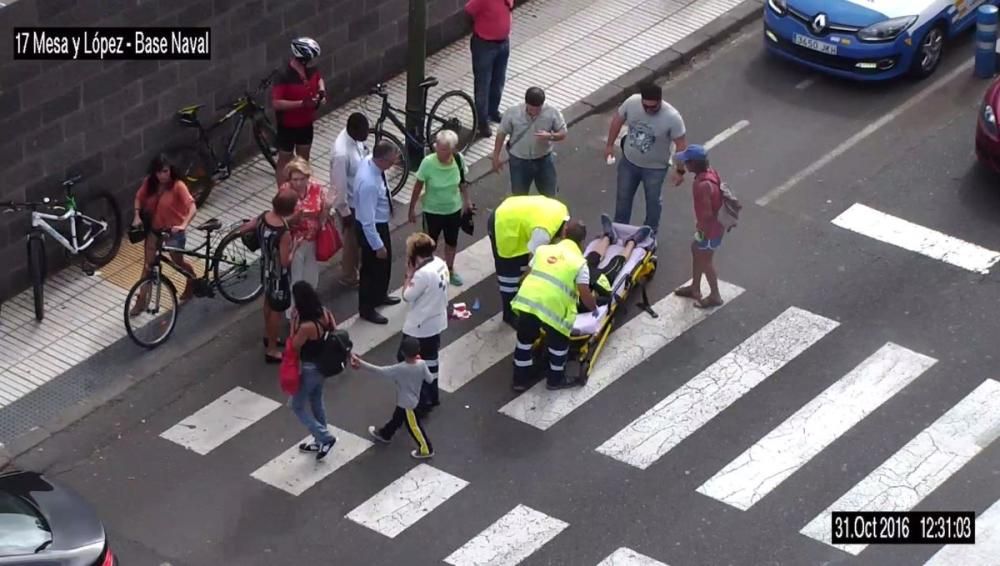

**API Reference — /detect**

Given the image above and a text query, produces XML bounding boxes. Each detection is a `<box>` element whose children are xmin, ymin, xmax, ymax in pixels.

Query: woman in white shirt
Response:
<box><xmin>398</xmin><ymin>232</ymin><xmax>450</xmax><ymax>415</ymax></box>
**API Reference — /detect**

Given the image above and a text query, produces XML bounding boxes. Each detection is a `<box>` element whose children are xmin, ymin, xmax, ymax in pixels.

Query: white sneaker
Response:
<box><xmin>410</xmin><ymin>449</ymin><xmax>434</xmax><ymax>460</ymax></box>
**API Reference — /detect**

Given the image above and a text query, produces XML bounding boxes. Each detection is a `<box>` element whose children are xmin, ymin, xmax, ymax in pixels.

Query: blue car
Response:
<box><xmin>764</xmin><ymin>0</ymin><xmax>1000</xmax><ymax>80</ymax></box>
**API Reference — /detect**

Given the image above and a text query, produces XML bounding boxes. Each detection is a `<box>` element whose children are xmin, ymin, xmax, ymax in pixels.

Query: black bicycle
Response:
<box><xmin>366</xmin><ymin>77</ymin><xmax>477</xmax><ymax>196</ymax></box>
<box><xmin>167</xmin><ymin>71</ymin><xmax>279</xmax><ymax>207</ymax></box>
<box><xmin>0</xmin><ymin>174</ymin><xmax>122</xmax><ymax>321</ymax></box>
<box><xmin>123</xmin><ymin>219</ymin><xmax>262</xmax><ymax>348</ymax></box>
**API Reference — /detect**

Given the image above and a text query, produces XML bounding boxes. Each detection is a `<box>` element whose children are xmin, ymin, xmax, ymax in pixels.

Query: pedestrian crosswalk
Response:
<box><xmin>153</xmin><ymin>234</ymin><xmax>1000</xmax><ymax>564</ymax></box>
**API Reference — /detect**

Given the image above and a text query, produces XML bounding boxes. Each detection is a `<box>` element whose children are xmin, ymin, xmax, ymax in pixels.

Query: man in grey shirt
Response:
<box><xmin>604</xmin><ymin>82</ymin><xmax>688</xmax><ymax>235</ymax></box>
<box><xmin>352</xmin><ymin>337</ymin><xmax>435</xmax><ymax>459</ymax></box>
<box><xmin>492</xmin><ymin>86</ymin><xmax>567</xmax><ymax>196</ymax></box>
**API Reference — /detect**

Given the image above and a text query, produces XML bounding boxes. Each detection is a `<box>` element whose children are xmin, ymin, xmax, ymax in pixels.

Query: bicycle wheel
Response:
<box><xmin>78</xmin><ymin>191</ymin><xmax>122</xmax><ymax>267</ymax></box>
<box><xmin>371</xmin><ymin>129</ymin><xmax>409</xmax><ymax>197</ymax></box>
<box><xmin>27</xmin><ymin>235</ymin><xmax>45</xmax><ymax>322</ymax></box>
<box><xmin>253</xmin><ymin>116</ymin><xmax>278</xmax><ymax>170</ymax></box>
<box><xmin>214</xmin><ymin>228</ymin><xmax>263</xmax><ymax>304</ymax></box>
<box><xmin>165</xmin><ymin>144</ymin><xmax>215</xmax><ymax>207</ymax></box>
<box><xmin>124</xmin><ymin>272</ymin><xmax>179</xmax><ymax>348</ymax></box>
<box><xmin>426</xmin><ymin>90</ymin><xmax>478</xmax><ymax>154</ymax></box>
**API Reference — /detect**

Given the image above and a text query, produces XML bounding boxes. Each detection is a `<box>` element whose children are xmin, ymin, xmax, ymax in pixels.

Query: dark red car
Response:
<box><xmin>975</xmin><ymin>76</ymin><xmax>1000</xmax><ymax>172</ymax></box>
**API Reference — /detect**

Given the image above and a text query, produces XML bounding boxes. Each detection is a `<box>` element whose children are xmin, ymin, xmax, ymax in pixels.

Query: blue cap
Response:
<box><xmin>675</xmin><ymin>144</ymin><xmax>708</xmax><ymax>162</ymax></box>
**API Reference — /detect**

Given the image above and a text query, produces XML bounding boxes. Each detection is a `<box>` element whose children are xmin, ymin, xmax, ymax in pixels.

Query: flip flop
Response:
<box><xmin>694</xmin><ymin>297</ymin><xmax>724</xmax><ymax>309</ymax></box>
<box><xmin>674</xmin><ymin>286</ymin><xmax>700</xmax><ymax>299</ymax></box>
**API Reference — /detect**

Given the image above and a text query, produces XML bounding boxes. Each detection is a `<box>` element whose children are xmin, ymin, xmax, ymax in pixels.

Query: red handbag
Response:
<box><xmin>279</xmin><ymin>339</ymin><xmax>300</xmax><ymax>396</ymax></box>
<box><xmin>315</xmin><ymin>219</ymin><xmax>342</xmax><ymax>262</ymax></box>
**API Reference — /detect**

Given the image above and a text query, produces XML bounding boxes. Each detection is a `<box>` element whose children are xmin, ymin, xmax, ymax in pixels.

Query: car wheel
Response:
<box><xmin>910</xmin><ymin>24</ymin><xmax>945</xmax><ymax>79</ymax></box>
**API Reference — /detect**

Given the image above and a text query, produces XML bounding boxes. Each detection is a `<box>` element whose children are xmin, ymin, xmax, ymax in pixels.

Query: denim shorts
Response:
<box><xmin>694</xmin><ymin>230</ymin><xmax>722</xmax><ymax>251</ymax></box>
<box><xmin>163</xmin><ymin>231</ymin><xmax>187</xmax><ymax>250</ymax></box>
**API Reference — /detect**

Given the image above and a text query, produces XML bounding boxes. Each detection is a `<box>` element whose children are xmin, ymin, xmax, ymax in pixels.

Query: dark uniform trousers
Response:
<box><xmin>488</xmin><ymin>210</ymin><xmax>530</xmax><ymax>325</ymax></box>
<box><xmin>513</xmin><ymin>312</ymin><xmax>570</xmax><ymax>387</ymax></box>
<box><xmin>356</xmin><ymin>221</ymin><xmax>392</xmax><ymax>313</ymax></box>
<box><xmin>397</xmin><ymin>333</ymin><xmax>441</xmax><ymax>410</ymax></box>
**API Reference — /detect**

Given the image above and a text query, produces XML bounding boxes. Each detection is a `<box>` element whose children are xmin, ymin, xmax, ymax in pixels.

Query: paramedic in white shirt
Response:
<box><xmin>399</xmin><ymin>231</ymin><xmax>450</xmax><ymax>415</ymax></box>
<box><xmin>329</xmin><ymin>112</ymin><xmax>369</xmax><ymax>287</ymax></box>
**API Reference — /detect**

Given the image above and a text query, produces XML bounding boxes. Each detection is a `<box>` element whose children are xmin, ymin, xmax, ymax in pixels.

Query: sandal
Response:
<box><xmin>694</xmin><ymin>297</ymin><xmax>724</xmax><ymax>309</ymax></box>
<box><xmin>673</xmin><ymin>286</ymin><xmax>701</xmax><ymax>300</ymax></box>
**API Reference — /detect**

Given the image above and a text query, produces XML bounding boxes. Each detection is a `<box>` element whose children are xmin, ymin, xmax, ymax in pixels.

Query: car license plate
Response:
<box><xmin>793</xmin><ymin>33</ymin><xmax>838</xmax><ymax>55</ymax></box>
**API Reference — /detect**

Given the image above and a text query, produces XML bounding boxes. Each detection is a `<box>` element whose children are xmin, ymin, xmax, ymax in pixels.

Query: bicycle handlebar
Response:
<box><xmin>369</xmin><ymin>83</ymin><xmax>388</xmax><ymax>97</ymax></box>
<box><xmin>1</xmin><ymin>197</ymin><xmax>55</xmax><ymax>211</ymax></box>
<box><xmin>254</xmin><ymin>69</ymin><xmax>279</xmax><ymax>96</ymax></box>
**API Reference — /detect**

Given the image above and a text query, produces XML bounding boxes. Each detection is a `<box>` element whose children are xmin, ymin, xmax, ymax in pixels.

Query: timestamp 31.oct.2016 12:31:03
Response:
<box><xmin>12</xmin><ymin>27</ymin><xmax>211</xmax><ymax>60</ymax></box>
<box><xmin>832</xmin><ymin>511</ymin><xmax>976</xmax><ymax>546</ymax></box>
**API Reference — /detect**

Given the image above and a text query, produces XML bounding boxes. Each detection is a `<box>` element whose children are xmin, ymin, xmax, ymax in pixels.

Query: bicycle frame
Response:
<box><xmin>195</xmin><ymin>100</ymin><xmax>262</xmax><ymax>171</ymax></box>
<box><xmin>30</xmin><ymin>207</ymin><xmax>107</xmax><ymax>255</ymax></box>
<box><xmin>374</xmin><ymin>94</ymin><xmax>428</xmax><ymax>148</ymax></box>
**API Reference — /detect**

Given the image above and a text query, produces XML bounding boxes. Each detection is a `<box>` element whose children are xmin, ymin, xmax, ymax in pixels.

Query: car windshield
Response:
<box><xmin>0</xmin><ymin>491</ymin><xmax>52</xmax><ymax>555</ymax></box>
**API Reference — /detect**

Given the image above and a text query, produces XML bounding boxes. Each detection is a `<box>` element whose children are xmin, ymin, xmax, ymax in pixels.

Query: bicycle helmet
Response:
<box><xmin>291</xmin><ymin>37</ymin><xmax>320</xmax><ymax>61</ymax></box>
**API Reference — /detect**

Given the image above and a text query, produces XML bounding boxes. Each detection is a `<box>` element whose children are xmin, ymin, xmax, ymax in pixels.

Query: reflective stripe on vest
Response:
<box><xmin>510</xmin><ymin>296</ymin><xmax>574</xmax><ymax>336</ymax></box>
<box><xmin>510</xmin><ymin>239</ymin><xmax>584</xmax><ymax>337</ymax></box>
<box><xmin>522</xmin><ymin>270</ymin><xmax>578</xmax><ymax>299</ymax></box>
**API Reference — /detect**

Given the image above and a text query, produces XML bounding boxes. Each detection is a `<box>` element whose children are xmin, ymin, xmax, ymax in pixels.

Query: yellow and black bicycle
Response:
<box><xmin>167</xmin><ymin>71</ymin><xmax>279</xmax><ymax>206</ymax></box>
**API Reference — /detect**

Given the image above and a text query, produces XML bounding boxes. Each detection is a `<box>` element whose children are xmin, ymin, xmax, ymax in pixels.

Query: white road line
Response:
<box><xmin>345</xmin><ymin>464</ymin><xmax>469</xmax><ymax>538</ymax></box>
<box><xmin>703</xmin><ymin>120</ymin><xmax>749</xmax><ymax>150</ymax></box>
<box><xmin>697</xmin><ymin>342</ymin><xmax>937</xmax><ymax>510</ymax></box>
<box><xmin>439</xmin><ymin>312</ymin><xmax>518</xmax><ymax>393</ymax></box>
<box><xmin>499</xmin><ymin>280</ymin><xmax>745</xmax><ymax>431</ymax></box>
<box><xmin>341</xmin><ymin>237</ymin><xmax>495</xmax><ymax>356</ymax></box>
<box><xmin>444</xmin><ymin>504</ymin><xmax>569</xmax><ymax>566</ymax></box>
<box><xmin>596</xmin><ymin>306</ymin><xmax>838</xmax><ymax>470</ymax></box>
<box><xmin>250</xmin><ymin>426</ymin><xmax>373</xmax><ymax>496</ymax></box>
<box><xmin>597</xmin><ymin>547</ymin><xmax>670</xmax><ymax>565</ymax></box>
<box><xmin>756</xmin><ymin>57</ymin><xmax>974</xmax><ymax>206</ymax></box>
<box><xmin>924</xmin><ymin>497</ymin><xmax>1000</xmax><ymax>566</ymax></box>
<box><xmin>830</xmin><ymin>203</ymin><xmax>1000</xmax><ymax>274</ymax></box>
<box><xmin>159</xmin><ymin>387</ymin><xmax>282</xmax><ymax>455</ymax></box>
<box><xmin>801</xmin><ymin>378</ymin><xmax>1000</xmax><ymax>555</ymax></box>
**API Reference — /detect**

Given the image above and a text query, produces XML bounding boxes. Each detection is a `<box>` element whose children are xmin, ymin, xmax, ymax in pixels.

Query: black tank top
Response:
<box><xmin>299</xmin><ymin>312</ymin><xmax>333</xmax><ymax>362</ymax></box>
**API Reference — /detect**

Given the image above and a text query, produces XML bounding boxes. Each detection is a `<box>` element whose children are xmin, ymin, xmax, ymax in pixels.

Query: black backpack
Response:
<box><xmin>316</xmin><ymin>327</ymin><xmax>353</xmax><ymax>377</ymax></box>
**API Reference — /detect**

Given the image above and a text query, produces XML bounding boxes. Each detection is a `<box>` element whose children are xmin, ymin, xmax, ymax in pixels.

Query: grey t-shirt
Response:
<box><xmin>358</xmin><ymin>359</ymin><xmax>434</xmax><ymax>409</ymax></box>
<box><xmin>618</xmin><ymin>94</ymin><xmax>686</xmax><ymax>170</ymax></box>
<box><xmin>500</xmin><ymin>103</ymin><xmax>567</xmax><ymax>160</ymax></box>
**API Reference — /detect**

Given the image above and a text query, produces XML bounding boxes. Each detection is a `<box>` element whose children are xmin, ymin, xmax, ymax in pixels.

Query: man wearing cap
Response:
<box><xmin>487</xmin><ymin>194</ymin><xmax>575</xmax><ymax>327</ymax></box>
<box><xmin>672</xmin><ymin>144</ymin><xmax>726</xmax><ymax>309</ymax></box>
<box><xmin>509</xmin><ymin>220</ymin><xmax>598</xmax><ymax>391</ymax></box>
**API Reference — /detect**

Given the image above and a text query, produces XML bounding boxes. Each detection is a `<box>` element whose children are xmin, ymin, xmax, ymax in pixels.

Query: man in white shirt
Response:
<box><xmin>329</xmin><ymin>113</ymin><xmax>369</xmax><ymax>287</ymax></box>
<box><xmin>399</xmin><ymin>232</ymin><xmax>450</xmax><ymax>415</ymax></box>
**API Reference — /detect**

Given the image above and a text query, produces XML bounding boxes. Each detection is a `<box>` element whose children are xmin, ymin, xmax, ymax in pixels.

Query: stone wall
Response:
<box><xmin>0</xmin><ymin>0</ymin><xmax>484</xmax><ymax>299</ymax></box>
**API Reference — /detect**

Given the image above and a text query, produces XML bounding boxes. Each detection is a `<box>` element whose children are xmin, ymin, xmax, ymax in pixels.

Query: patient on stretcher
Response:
<box><xmin>579</xmin><ymin>214</ymin><xmax>652</xmax><ymax>311</ymax></box>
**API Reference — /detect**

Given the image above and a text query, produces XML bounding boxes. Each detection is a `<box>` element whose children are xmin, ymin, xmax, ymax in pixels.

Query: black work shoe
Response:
<box><xmin>361</xmin><ymin>310</ymin><xmax>388</xmax><ymax>324</ymax></box>
<box><xmin>546</xmin><ymin>378</ymin><xmax>583</xmax><ymax>391</ymax></box>
<box><xmin>381</xmin><ymin>296</ymin><xmax>401</xmax><ymax>306</ymax></box>
<box><xmin>512</xmin><ymin>381</ymin><xmax>529</xmax><ymax>392</ymax></box>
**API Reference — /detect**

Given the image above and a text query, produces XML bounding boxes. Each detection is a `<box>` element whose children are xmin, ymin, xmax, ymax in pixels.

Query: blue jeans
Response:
<box><xmin>613</xmin><ymin>157</ymin><xmax>669</xmax><ymax>235</ymax></box>
<box><xmin>291</xmin><ymin>363</ymin><xmax>335</xmax><ymax>445</ymax></box>
<box><xmin>509</xmin><ymin>154</ymin><xmax>557</xmax><ymax>196</ymax></box>
<box><xmin>471</xmin><ymin>36</ymin><xmax>509</xmax><ymax>124</ymax></box>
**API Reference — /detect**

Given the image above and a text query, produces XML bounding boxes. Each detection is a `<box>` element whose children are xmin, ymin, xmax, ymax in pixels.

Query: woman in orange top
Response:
<box><xmin>129</xmin><ymin>154</ymin><xmax>198</xmax><ymax>316</ymax></box>
<box><xmin>279</xmin><ymin>156</ymin><xmax>330</xmax><ymax>318</ymax></box>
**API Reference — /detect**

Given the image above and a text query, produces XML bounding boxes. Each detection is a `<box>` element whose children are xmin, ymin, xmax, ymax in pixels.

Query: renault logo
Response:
<box><xmin>812</xmin><ymin>13</ymin><xmax>828</xmax><ymax>33</ymax></box>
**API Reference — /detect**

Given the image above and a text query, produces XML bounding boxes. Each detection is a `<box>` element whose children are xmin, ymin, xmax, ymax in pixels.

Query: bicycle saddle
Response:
<box><xmin>176</xmin><ymin>105</ymin><xmax>203</xmax><ymax>127</ymax></box>
<box><xmin>195</xmin><ymin>218</ymin><xmax>222</xmax><ymax>232</ymax></box>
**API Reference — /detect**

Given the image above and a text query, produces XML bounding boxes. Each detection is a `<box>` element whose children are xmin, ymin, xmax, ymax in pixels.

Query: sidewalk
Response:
<box><xmin>0</xmin><ymin>0</ymin><xmax>757</xmax><ymax>410</ymax></box>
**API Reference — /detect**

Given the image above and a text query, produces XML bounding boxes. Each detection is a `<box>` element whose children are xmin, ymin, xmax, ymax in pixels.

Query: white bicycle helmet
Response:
<box><xmin>291</xmin><ymin>37</ymin><xmax>320</xmax><ymax>61</ymax></box>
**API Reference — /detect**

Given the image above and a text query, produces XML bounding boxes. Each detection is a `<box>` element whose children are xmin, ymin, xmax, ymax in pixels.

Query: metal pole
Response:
<box><xmin>976</xmin><ymin>5</ymin><xmax>998</xmax><ymax>78</ymax></box>
<box><xmin>405</xmin><ymin>0</ymin><xmax>428</xmax><ymax>171</ymax></box>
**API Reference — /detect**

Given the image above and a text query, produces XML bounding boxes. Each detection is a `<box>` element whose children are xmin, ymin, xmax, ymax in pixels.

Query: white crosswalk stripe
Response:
<box><xmin>697</xmin><ymin>342</ymin><xmax>937</xmax><ymax>510</ymax></box>
<box><xmin>596</xmin><ymin>306</ymin><xmax>838</xmax><ymax>470</ymax></box>
<box><xmin>159</xmin><ymin>386</ymin><xmax>281</xmax><ymax>455</ymax></box>
<box><xmin>345</xmin><ymin>464</ymin><xmax>469</xmax><ymax>538</ymax></box>
<box><xmin>250</xmin><ymin>426</ymin><xmax>373</xmax><ymax>496</ymax></box>
<box><xmin>800</xmin><ymin>378</ymin><xmax>1000</xmax><ymax>555</ymax></box>
<box><xmin>439</xmin><ymin>311</ymin><xmax>517</xmax><ymax>393</ymax></box>
<box><xmin>443</xmin><ymin>504</ymin><xmax>569</xmax><ymax>566</ymax></box>
<box><xmin>597</xmin><ymin>547</ymin><xmax>670</xmax><ymax>565</ymax></box>
<box><xmin>499</xmin><ymin>280</ymin><xmax>745</xmax><ymax>430</ymax></box>
<box><xmin>924</xmin><ymin>497</ymin><xmax>1000</xmax><ymax>566</ymax></box>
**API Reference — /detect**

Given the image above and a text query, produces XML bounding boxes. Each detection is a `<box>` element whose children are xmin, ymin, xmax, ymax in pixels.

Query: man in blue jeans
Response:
<box><xmin>604</xmin><ymin>82</ymin><xmax>688</xmax><ymax>236</ymax></box>
<box><xmin>465</xmin><ymin>0</ymin><xmax>514</xmax><ymax>138</ymax></box>
<box><xmin>491</xmin><ymin>86</ymin><xmax>567</xmax><ymax>196</ymax></box>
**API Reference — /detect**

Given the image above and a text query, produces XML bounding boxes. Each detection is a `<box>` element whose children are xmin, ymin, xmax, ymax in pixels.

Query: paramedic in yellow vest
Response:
<box><xmin>487</xmin><ymin>194</ymin><xmax>573</xmax><ymax>327</ymax></box>
<box><xmin>510</xmin><ymin>221</ymin><xmax>598</xmax><ymax>392</ymax></box>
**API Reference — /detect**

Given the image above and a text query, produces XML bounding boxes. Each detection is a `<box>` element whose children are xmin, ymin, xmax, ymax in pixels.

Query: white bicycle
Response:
<box><xmin>1</xmin><ymin>174</ymin><xmax>122</xmax><ymax>321</ymax></box>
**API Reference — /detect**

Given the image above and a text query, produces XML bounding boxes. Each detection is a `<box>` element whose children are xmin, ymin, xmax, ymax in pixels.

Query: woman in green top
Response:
<box><xmin>408</xmin><ymin>129</ymin><xmax>472</xmax><ymax>286</ymax></box>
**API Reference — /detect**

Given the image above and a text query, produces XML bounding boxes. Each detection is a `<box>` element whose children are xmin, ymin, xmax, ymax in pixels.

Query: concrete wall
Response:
<box><xmin>0</xmin><ymin>0</ymin><xmax>482</xmax><ymax>299</ymax></box>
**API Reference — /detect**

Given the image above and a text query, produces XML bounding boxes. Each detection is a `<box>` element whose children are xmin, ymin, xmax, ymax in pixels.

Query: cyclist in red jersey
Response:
<box><xmin>271</xmin><ymin>37</ymin><xmax>326</xmax><ymax>184</ymax></box>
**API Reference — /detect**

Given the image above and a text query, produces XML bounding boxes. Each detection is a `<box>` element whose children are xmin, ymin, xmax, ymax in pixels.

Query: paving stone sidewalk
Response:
<box><xmin>0</xmin><ymin>0</ymin><xmax>755</xmax><ymax>410</ymax></box>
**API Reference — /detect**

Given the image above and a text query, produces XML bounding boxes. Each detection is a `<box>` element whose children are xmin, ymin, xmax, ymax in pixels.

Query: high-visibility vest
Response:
<box><xmin>493</xmin><ymin>195</ymin><xmax>569</xmax><ymax>258</ymax></box>
<box><xmin>510</xmin><ymin>239</ymin><xmax>584</xmax><ymax>337</ymax></box>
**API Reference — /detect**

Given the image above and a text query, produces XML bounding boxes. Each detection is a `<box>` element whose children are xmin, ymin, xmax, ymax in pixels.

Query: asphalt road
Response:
<box><xmin>12</xmin><ymin>24</ymin><xmax>1000</xmax><ymax>566</ymax></box>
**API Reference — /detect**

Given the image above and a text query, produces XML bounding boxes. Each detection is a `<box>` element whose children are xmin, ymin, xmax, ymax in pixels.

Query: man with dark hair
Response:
<box><xmin>672</xmin><ymin>144</ymin><xmax>726</xmax><ymax>309</ymax></box>
<box><xmin>604</xmin><ymin>82</ymin><xmax>688</xmax><ymax>236</ymax></box>
<box><xmin>508</xmin><ymin>218</ymin><xmax>597</xmax><ymax>392</ymax></box>
<box><xmin>355</xmin><ymin>140</ymin><xmax>402</xmax><ymax>324</ymax></box>
<box><xmin>492</xmin><ymin>86</ymin><xmax>567</xmax><ymax>196</ymax></box>
<box><xmin>330</xmin><ymin>112</ymin><xmax>370</xmax><ymax>287</ymax></box>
